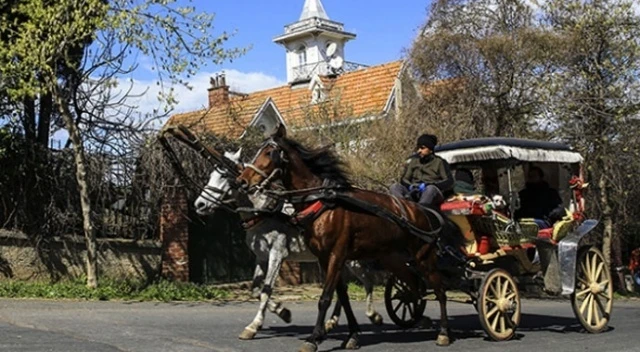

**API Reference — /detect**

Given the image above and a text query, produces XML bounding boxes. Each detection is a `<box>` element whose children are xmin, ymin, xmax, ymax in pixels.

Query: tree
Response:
<box><xmin>0</xmin><ymin>0</ymin><xmax>242</xmax><ymax>287</ymax></box>
<box><xmin>543</xmin><ymin>0</ymin><xmax>640</xmax><ymax>290</ymax></box>
<box><xmin>410</xmin><ymin>0</ymin><xmax>561</xmax><ymax>137</ymax></box>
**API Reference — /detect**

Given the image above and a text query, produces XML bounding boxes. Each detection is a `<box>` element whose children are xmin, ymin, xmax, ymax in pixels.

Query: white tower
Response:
<box><xmin>273</xmin><ymin>0</ymin><xmax>356</xmax><ymax>84</ymax></box>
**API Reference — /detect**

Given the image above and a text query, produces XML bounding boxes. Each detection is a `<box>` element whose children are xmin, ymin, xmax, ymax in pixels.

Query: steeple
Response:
<box><xmin>299</xmin><ymin>0</ymin><xmax>329</xmax><ymax>20</ymax></box>
<box><xmin>273</xmin><ymin>0</ymin><xmax>358</xmax><ymax>84</ymax></box>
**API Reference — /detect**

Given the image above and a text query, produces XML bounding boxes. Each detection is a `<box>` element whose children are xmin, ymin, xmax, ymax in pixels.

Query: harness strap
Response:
<box><xmin>242</xmin><ymin>215</ymin><xmax>265</xmax><ymax>229</ymax></box>
<box><xmin>291</xmin><ymin>201</ymin><xmax>327</xmax><ymax>226</ymax></box>
<box><xmin>244</xmin><ymin>163</ymin><xmax>269</xmax><ymax>179</ymax></box>
<box><xmin>330</xmin><ymin>192</ymin><xmax>442</xmax><ymax>243</ymax></box>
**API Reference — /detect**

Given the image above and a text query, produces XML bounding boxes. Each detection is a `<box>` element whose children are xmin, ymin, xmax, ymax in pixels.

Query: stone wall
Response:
<box><xmin>0</xmin><ymin>230</ymin><xmax>161</xmax><ymax>281</ymax></box>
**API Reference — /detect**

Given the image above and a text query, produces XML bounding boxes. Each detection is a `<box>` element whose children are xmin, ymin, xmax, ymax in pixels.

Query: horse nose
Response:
<box><xmin>237</xmin><ymin>178</ymin><xmax>248</xmax><ymax>191</ymax></box>
<box><xmin>195</xmin><ymin>200</ymin><xmax>206</xmax><ymax>210</ymax></box>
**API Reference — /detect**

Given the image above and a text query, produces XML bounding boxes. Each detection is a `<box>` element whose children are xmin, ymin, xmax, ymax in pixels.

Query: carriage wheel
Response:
<box><xmin>477</xmin><ymin>268</ymin><xmax>521</xmax><ymax>341</ymax></box>
<box><xmin>571</xmin><ymin>246</ymin><xmax>613</xmax><ymax>333</ymax></box>
<box><xmin>384</xmin><ymin>274</ymin><xmax>427</xmax><ymax>329</ymax></box>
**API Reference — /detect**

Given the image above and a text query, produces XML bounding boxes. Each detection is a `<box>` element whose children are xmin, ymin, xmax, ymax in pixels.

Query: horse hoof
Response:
<box><xmin>325</xmin><ymin>319</ymin><xmax>338</xmax><ymax>332</ymax></box>
<box><xmin>342</xmin><ymin>336</ymin><xmax>360</xmax><ymax>350</ymax></box>
<box><xmin>238</xmin><ymin>328</ymin><xmax>257</xmax><ymax>340</ymax></box>
<box><xmin>369</xmin><ymin>313</ymin><xmax>383</xmax><ymax>326</ymax></box>
<box><xmin>420</xmin><ymin>316</ymin><xmax>433</xmax><ymax>329</ymax></box>
<box><xmin>278</xmin><ymin>307</ymin><xmax>292</xmax><ymax>324</ymax></box>
<box><xmin>298</xmin><ymin>342</ymin><xmax>318</xmax><ymax>352</ymax></box>
<box><xmin>436</xmin><ymin>334</ymin><xmax>450</xmax><ymax>347</ymax></box>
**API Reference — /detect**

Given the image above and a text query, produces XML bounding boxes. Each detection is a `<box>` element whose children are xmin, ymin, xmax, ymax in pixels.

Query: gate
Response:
<box><xmin>189</xmin><ymin>210</ymin><xmax>256</xmax><ymax>284</ymax></box>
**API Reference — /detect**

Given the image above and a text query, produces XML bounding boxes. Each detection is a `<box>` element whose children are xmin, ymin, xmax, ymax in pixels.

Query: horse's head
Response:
<box><xmin>237</xmin><ymin>124</ymin><xmax>349</xmax><ymax>211</ymax></box>
<box><xmin>194</xmin><ymin>148</ymin><xmax>242</xmax><ymax>215</ymax></box>
<box><xmin>236</xmin><ymin>124</ymin><xmax>289</xmax><ymax>193</ymax></box>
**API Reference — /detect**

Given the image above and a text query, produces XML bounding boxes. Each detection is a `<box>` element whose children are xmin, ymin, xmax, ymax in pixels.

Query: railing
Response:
<box><xmin>291</xmin><ymin>61</ymin><xmax>369</xmax><ymax>82</ymax></box>
<box><xmin>284</xmin><ymin>17</ymin><xmax>345</xmax><ymax>34</ymax></box>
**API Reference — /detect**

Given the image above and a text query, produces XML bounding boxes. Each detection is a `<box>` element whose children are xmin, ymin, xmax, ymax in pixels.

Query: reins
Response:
<box><xmin>157</xmin><ymin>125</ymin><xmax>240</xmax><ymax>213</ymax></box>
<box><xmin>256</xmin><ymin>184</ymin><xmax>444</xmax><ymax>242</ymax></box>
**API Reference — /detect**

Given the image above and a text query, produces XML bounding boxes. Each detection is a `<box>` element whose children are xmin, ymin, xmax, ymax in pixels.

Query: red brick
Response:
<box><xmin>160</xmin><ymin>186</ymin><xmax>190</xmax><ymax>282</ymax></box>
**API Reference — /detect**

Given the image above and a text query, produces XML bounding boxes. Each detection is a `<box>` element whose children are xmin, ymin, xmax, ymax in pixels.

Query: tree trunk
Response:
<box><xmin>612</xmin><ymin>230</ymin><xmax>627</xmax><ymax>292</ymax></box>
<box><xmin>22</xmin><ymin>96</ymin><xmax>36</xmax><ymax>141</ymax></box>
<box><xmin>599</xmin><ymin>171</ymin><xmax>613</xmax><ymax>288</ymax></box>
<box><xmin>53</xmin><ymin>88</ymin><xmax>98</xmax><ymax>288</ymax></box>
<box><xmin>37</xmin><ymin>91</ymin><xmax>53</xmax><ymax>147</ymax></box>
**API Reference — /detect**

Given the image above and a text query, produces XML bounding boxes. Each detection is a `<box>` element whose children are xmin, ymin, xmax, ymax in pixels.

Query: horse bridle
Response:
<box><xmin>201</xmin><ymin>166</ymin><xmax>238</xmax><ymax>204</ymax></box>
<box><xmin>242</xmin><ymin>139</ymin><xmax>289</xmax><ymax>193</ymax></box>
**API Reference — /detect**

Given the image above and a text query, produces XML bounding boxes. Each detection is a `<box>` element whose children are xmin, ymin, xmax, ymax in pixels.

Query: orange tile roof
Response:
<box><xmin>166</xmin><ymin>60</ymin><xmax>403</xmax><ymax>138</ymax></box>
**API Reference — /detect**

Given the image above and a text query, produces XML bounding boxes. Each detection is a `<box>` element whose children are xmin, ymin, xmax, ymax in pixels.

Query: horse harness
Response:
<box><xmin>242</xmin><ymin>181</ymin><xmax>445</xmax><ymax>244</ymax></box>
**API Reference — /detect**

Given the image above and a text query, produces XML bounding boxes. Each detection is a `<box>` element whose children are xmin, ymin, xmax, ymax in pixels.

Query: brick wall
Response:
<box><xmin>160</xmin><ymin>186</ymin><xmax>190</xmax><ymax>282</ymax></box>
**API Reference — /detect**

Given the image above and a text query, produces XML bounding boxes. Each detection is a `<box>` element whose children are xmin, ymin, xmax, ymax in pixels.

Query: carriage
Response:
<box><xmin>384</xmin><ymin>137</ymin><xmax>613</xmax><ymax>340</ymax></box>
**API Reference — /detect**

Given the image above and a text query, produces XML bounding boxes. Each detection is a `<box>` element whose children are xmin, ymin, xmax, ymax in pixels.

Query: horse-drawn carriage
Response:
<box><xmin>159</xmin><ymin>125</ymin><xmax>612</xmax><ymax>351</ymax></box>
<box><xmin>385</xmin><ymin>137</ymin><xmax>613</xmax><ymax>340</ymax></box>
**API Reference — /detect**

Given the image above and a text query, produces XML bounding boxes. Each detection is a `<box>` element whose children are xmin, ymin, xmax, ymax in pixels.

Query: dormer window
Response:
<box><xmin>311</xmin><ymin>85</ymin><xmax>326</xmax><ymax>104</ymax></box>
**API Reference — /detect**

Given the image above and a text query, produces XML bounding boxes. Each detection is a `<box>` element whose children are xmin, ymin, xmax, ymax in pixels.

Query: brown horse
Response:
<box><xmin>237</xmin><ymin>125</ymin><xmax>454</xmax><ymax>352</ymax></box>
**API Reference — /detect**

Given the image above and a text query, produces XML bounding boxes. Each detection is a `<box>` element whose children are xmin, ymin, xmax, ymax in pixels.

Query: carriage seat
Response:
<box><xmin>440</xmin><ymin>194</ymin><xmax>492</xmax><ymax>215</ymax></box>
<box><xmin>536</xmin><ymin>209</ymin><xmax>575</xmax><ymax>242</ymax></box>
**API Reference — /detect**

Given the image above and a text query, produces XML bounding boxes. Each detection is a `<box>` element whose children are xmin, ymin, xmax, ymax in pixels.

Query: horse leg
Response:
<box><xmin>430</xmin><ymin>272</ymin><xmax>450</xmax><ymax>346</ymax></box>
<box><xmin>335</xmin><ymin>277</ymin><xmax>361</xmax><ymax>350</ymax></box>
<box><xmin>347</xmin><ymin>260</ymin><xmax>383</xmax><ymax>326</ymax></box>
<box><xmin>299</xmin><ymin>255</ymin><xmax>344</xmax><ymax>352</ymax></box>
<box><xmin>239</xmin><ymin>238</ymin><xmax>289</xmax><ymax>340</ymax></box>
<box><xmin>264</xmin><ymin>236</ymin><xmax>292</xmax><ymax>324</ymax></box>
<box><xmin>250</xmin><ymin>261</ymin><xmax>266</xmax><ymax>299</ymax></box>
<box><xmin>325</xmin><ymin>294</ymin><xmax>342</xmax><ymax>333</ymax></box>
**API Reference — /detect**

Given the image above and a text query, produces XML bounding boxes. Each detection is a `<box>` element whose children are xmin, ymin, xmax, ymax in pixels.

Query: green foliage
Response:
<box><xmin>411</xmin><ymin>0</ymin><xmax>562</xmax><ymax>136</ymax></box>
<box><xmin>0</xmin><ymin>278</ymin><xmax>230</xmax><ymax>302</ymax></box>
<box><xmin>0</xmin><ymin>0</ymin><xmax>244</xmax><ymax>106</ymax></box>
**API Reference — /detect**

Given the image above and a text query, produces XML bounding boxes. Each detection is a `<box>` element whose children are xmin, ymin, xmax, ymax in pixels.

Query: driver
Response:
<box><xmin>390</xmin><ymin>133</ymin><xmax>454</xmax><ymax>208</ymax></box>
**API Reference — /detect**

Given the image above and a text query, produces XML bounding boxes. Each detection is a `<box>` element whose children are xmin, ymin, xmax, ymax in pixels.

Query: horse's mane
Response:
<box><xmin>280</xmin><ymin>137</ymin><xmax>352</xmax><ymax>188</ymax></box>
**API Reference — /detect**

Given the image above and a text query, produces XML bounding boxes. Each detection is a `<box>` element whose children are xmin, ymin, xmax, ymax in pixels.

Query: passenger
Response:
<box><xmin>453</xmin><ymin>168</ymin><xmax>477</xmax><ymax>195</ymax></box>
<box><xmin>515</xmin><ymin>166</ymin><xmax>563</xmax><ymax>229</ymax></box>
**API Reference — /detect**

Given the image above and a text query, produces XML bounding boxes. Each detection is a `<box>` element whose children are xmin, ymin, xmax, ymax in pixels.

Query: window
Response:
<box><xmin>296</xmin><ymin>45</ymin><xmax>307</xmax><ymax>67</ymax></box>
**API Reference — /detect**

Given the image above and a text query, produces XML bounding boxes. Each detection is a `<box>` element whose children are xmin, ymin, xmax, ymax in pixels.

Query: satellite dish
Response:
<box><xmin>326</xmin><ymin>42</ymin><xmax>337</xmax><ymax>57</ymax></box>
<box><xmin>329</xmin><ymin>56</ymin><xmax>344</xmax><ymax>70</ymax></box>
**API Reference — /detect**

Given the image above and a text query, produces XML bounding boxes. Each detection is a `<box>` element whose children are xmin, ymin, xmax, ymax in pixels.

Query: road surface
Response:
<box><xmin>0</xmin><ymin>298</ymin><xmax>638</xmax><ymax>352</ymax></box>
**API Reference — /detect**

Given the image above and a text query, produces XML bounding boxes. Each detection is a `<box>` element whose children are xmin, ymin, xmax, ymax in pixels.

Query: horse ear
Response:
<box><xmin>273</xmin><ymin>123</ymin><xmax>287</xmax><ymax>139</ymax></box>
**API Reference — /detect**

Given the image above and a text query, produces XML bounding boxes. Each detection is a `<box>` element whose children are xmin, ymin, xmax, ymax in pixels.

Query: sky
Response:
<box><xmin>128</xmin><ymin>0</ymin><xmax>432</xmax><ymax>115</ymax></box>
<box><xmin>48</xmin><ymin>0</ymin><xmax>432</xmax><ymax>145</ymax></box>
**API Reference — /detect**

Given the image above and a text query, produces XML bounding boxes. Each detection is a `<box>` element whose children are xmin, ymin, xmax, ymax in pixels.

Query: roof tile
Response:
<box><xmin>166</xmin><ymin>60</ymin><xmax>403</xmax><ymax>138</ymax></box>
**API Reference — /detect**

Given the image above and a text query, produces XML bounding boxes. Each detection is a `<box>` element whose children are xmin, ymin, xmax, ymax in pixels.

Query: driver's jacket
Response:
<box><xmin>400</xmin><ymin>153</ymin><xmax>454</xmax><ymax>192</ymax></box>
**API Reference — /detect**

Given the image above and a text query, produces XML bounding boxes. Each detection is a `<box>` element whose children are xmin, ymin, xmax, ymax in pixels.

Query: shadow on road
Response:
<box><xmin>256</xmin><ymin>312</ymin><xmax>614</xmax><ymax>348</ymax></box>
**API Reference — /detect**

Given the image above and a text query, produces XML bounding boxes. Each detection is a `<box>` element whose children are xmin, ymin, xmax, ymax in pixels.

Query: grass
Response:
<box><xmin>0</xmin><ymin>278</ymin><xmax>636</xmax><ymax>303</ymax></box>
<box><xmin>0</xmin><ymin>278</ymin><xmax>231</xmax><ymax>302</ymax></box>
<box><xmin>614</xmin><ymin>291</ymin><xmax>640</xmax><ymax>300</ymax></box>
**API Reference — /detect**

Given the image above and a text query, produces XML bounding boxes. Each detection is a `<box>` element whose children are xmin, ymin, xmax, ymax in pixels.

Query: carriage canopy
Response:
<box><xmin>434</xmin><ymin>138</ymin><xmax>583</xmax><ymax>166</ymax></box>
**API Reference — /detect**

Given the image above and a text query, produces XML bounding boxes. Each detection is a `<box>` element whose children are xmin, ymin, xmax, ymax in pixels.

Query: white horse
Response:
<box><xmin>194</xmin><ymin>149</ymin><xmax>383</xmax><ymax>340</ymax></box>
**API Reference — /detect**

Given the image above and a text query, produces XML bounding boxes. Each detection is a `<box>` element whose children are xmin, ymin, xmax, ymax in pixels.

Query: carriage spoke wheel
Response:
<box><xmin>384</xmin><ymin>275</ymin><xmax>427</xmax><ymax>329</ymax></box>
<box><xmin>477</xmin><ymin>269</ymin><xmax>521</xmax><ymax>341</ymax></box>
<box><xmin>571</xmin><ymin>247</ymin><xmax>613</xmax><ymax>333</ymax></box>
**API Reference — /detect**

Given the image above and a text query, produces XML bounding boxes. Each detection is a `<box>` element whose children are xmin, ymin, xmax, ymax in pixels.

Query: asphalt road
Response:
<box><xmin>0</xmin><ymin>298</ymin><xmax>638</xmax><ymax>352</ymax></box>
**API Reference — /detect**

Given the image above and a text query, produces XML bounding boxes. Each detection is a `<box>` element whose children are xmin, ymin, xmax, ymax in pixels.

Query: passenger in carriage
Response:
<box><xmin>514</xmin><ymin>166</ymin><xmax>564</xmax><ymax>229</ymax></box>
<box><xmin>453</xmin><ymin>168</ymin><xmax>477</xmax><ymax>195</ymax></box>
<box><xmin>389</xmin><ymin>133</ymin><xmax>454</xmax><ymax>208</ymax></box>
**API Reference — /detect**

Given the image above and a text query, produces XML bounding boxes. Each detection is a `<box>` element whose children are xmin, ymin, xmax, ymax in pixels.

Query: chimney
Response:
<box><xmin>208</xmin><ymin>73</ymin><xmax>229</xmax><ymax>108</ymax></box>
